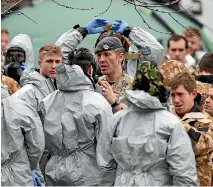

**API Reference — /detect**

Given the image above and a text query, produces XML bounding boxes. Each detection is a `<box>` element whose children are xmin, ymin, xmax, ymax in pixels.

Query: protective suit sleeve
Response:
<box><xmin>129</xmin><ymin>27</ymin><xmax>164</xmax><ymax>65</ymax></box>
<box><xmin>21</xmin><ymin>105</ymin><xmax>45</xmax><ymax>170</ymax></box>
<box><xmin>96</xmin><ymin>110</ymin><xmax>118</xmax><ymax>186</ymax></box>
<box><xmin>166</xmin><ymin>120</ymin><xmax>198</xmax><ymax>186</ymax></box>
<box><xmin>55</xmin><ymin>29</ymin><xmax>84</xmax><ymax>64</ymax></box>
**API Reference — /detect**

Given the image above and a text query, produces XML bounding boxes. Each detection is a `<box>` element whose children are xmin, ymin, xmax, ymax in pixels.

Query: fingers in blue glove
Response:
<box><xmin>32</xmin><ymin>170</ymin><xmax>41</xmax><ymax>186</ymax></box>
<box><xmin>93</xmin><ymin>18</ymin><xmax>108</xmax><ymax>25</ymax></box>
<box><xmin>20</xmin><ymin>62</ymin><xmax>28</xmax><ymax>69</ymax></box>
<box><xmin>35</xmin><ymin>177</ymin><xmax>41</xmax><ymax>186</ymax></box>
<box><xmin>93</xmin><ymin>18</ymin><xmax>107</xmax><ymax>21</ymax></box>
<box><xmin>85</xmin><ymin>17</ymin><xmax>108</xmax><ymax>34</ymax></box>
<box><xmin>112</xmin><ymin>23</ymin><xmax>120</xmax><ymax>26</ymax></box>
<box><xmin>111</xmin><ymin>26</ymin><xmax>119</xmax><ymax>30</ymax></box>
<box><xmin>111</xmin><ymin>19</ymin><xmax>128</xmax><ymax>33</ymax></box>
<box><xmin>95</xmin><ymin>27</ymin><xmax>105</xmax><ymax>33</ymax></box>
<box><xmin>115</xmin><ymin>19</ymin><xmax>123</xmax><ymax>22</ymax></box>
<box><xmin>97</xmin><ymin>20</ymin><xmax>108</xmax><ymax>26</ymax></box>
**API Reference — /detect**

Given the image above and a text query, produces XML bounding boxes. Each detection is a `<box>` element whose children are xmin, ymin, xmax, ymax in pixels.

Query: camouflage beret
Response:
<box><xmin>159</xmin><ymin>60</ymin><xmax>190</xmax><ymax>86</ymax></box>
<box><xmin>133</xmin><ymin>61</ymin><xmax>169</xmax><ymax>102</ymax></box>
<box><xmin>94</xmin><ymin>36</ymin><xmax>123</xmax><ymax>54</ymax></box>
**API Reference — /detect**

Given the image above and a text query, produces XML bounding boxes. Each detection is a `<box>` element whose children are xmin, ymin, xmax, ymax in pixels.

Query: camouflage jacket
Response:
<box><xmin>1</xmin><ymin>74</ymin><xmax>20</xmax><ymax>95</ymax></box>
<box><xmin>99</xmin><ymin>73</ymin><xmax>133</xmax><ymax>99</ymax></box>
<box><xmin>196</xmin><ymin>81</ymin><xmax>211</xmax><ymax>110</ymax></box>
<box><xmin>171</xmin><ymin>107</ymin><xmax>213</xmax><ymax>186</ymax></box>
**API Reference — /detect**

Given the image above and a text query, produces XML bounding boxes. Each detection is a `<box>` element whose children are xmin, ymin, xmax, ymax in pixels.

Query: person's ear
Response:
<box><xmin>88</xmin><ymin>65</ymin><xmax>93</xmax><ymax>76</ymax></box>
<box><xmin>38</xmin><ymin>60</ymin><xmax>42</xmax><ymax>68</ymax></box>
<box><xmin>192</xmin><ymin>89</ymin><xmax>198</xmax><ymax>99</ymax></box>
<box><xmin>118</xmin><ymin>52</ymin><xmax>124</xmax><ymax>64</ymax></box>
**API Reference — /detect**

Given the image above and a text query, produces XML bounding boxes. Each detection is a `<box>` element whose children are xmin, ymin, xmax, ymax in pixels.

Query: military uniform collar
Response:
<box><xmin>189</xmin><ymin>102</ymin><xmax>201</xmax><ymax>113</ymax></box>
<box><xmin>102</xmin><ymin>73</ymin><xmax>126</xmax><ymax>84</ymax></box>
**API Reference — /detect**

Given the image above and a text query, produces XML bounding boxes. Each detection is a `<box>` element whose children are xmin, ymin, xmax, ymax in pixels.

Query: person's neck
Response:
<box><xmin>106</xmin><ymin>69</ymin><xmax>123</xmax><ymax>82</ymax></box>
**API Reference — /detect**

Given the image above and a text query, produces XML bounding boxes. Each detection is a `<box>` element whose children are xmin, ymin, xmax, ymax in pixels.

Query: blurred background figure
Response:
<box><xmin>183</xmin><ymin>26</ymin><xmax>206</xmax><ymax>64</ymax></box>
<box><xmin>1</xmin><ymin>28</ymin><xmax>9</xmax><ymax>65</ymax></box>
<box><xmin>167</xmin><ymin>34</ymin><xmax>188</xmax><ymax>65</ymax></box>
<box><xmin>1</xmin><ymin>28</ymin><xmax>9</xmax><ymax>55</ymax></box>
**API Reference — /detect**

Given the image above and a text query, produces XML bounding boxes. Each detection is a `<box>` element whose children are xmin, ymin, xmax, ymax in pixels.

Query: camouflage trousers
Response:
<box><xmin>196</xmin><ymin>155</ymin><xmax>213</xmax><ymax>186</ymax></box>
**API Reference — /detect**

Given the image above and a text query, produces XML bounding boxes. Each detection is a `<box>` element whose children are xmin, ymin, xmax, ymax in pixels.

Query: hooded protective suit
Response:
<box><xmin>13</xmin><ymin>68</ymin><xmax>56</xmax><ymax>112</ymax></box>
<box><xmin>40</xmin><ymin>64</ymin><xmax>113</xmax><ymax>186</ymax></box>
<box><xmin>6</xmin><ymin>34</ymin><xmax>34</xmax><ymax>67</ymax></box>
<box><xmin>97</xmin><ymin>90</ymin><xmax>198</xmax><ymax>186</ymax></box>
<box><xmin>12</xmin><ymin>69</ymin><xmax>56</xmax><ymax>176</ymax></box>
<box><xmin>1</xmin><ymin>93</ymin><xmax>45</xmax><ymax>186</ymax></box>
<box><xmin>55</xmin><ymin>27</ymin><xmax>164</xmax><ymax>77</ymax></box>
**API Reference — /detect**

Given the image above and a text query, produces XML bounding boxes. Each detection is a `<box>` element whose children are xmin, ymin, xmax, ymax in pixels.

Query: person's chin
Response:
<box><xmin>101</xmin><ymin>70</ymin><xmax>109</xmax><ymax>75</ymax></box>
<box><xmin>175</xmin><ymin>107</ymin><xmax>185</xmax><ymax>115</ymax></box>
<box><xmin>49</xmin><ymin>74</ymin><xmax>56</xmax><ymax>79</ymax></box>
<box><xmin>204</xmin><ymin>107</ymin><xmax>211</xmax><ymax>113</ymax></box>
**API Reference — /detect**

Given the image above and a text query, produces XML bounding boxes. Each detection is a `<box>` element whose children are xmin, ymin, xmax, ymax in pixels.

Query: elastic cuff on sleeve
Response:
<box><xmin>123</xmin><ymin>27</ymin><xmax>132</xmax><ymax>38</ymax></box>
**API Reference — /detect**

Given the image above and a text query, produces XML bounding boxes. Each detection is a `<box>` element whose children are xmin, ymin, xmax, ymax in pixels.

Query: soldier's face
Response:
<box><xmin>205</xmin><ymin>88</ymin><xmax>213</xmax><ymax>117</ymax></box>
<box><xmin>38</xmin><ymin>52</ymin><xmax>62</xmax><ymax>79</ymax></box>
<box><xmin>171</xmin><ymin>85</ymin><xmax>197</xmax><ymax>117</ymax></box>
<box><xmin>167</xmin><ymin>39</ymin><xmax>187</xmax><ymax>63</ymax></box>
<box><xmin>96</xmin><ymin>50</ymin><xmax>123</xmax><ymax>75</ymax></box>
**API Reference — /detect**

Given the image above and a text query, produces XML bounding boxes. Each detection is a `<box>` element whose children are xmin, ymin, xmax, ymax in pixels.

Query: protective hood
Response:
<box><xmin>7</xmin><ymin>34</ymin><xmax>34</xmax><ymax>68</ymax></box>
<box><xmin>20</xmin><ymin>68</ymin><xmax>47</xmax><ymax>87</ymax></box>
<box><xmin>56</xmin><ymin>63</ymin><xmax>94</xmax><ymax>92</ymax></box>
<box><xmin>126</xmin><ymin>90</ymin><xmax>164</xmax><ymax>110</ymax></box>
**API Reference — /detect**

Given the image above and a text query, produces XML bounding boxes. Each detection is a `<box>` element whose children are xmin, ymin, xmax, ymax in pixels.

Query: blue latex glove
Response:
<box><xmin>85</xmin><ymin>18</ymin><xmax>108</xmax><ymax>34</ymax></box>
<box><xmin>32</xmin><ymin>170</ymin><xmax>41</xmax><ymax>186</ymax></box>
<box><xmin>20</xmin><ymin>62</ymin><xmax>28</xmax><ymax>69</ymax></box>
<box><xmin>111</xmin><ymin>19</ymin><xmax>128</xmax><ymax>34</ymax></box>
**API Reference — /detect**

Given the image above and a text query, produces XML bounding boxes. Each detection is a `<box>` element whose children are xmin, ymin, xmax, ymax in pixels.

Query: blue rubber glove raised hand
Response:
<box><xmin>20</xmin><ymin>62</ymin><xmax>28</xmax><ymax>69</ymax></box>
<box><xmin>32</xmin><ymin>170</ymin><xmax>41</xmax><ymax>186</ymax></box>
<box><xmin>85</xmin><ymin>18</ymin><xmax>108</xmax><ymax>34</ymax></box>
<box><xmin>111</xmin><ymin>19</ymin><xmax>128</xmax><ymax>34</ymax></box>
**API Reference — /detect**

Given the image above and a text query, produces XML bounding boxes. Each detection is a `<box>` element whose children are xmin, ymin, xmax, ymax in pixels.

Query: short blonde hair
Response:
<box><xmin>39</xmin><ymin>44</ymin><xmax>61</xmax><ymax>60</ymax></box>
<box><xmin>1</xmin><ymin>28</ymin><xmax>9</xmax><ymax>35</ymax></box>
<box><xmin>183</xmin><ymin>27</ymin><xmax>201</xmax><ymax>38</ymax></box>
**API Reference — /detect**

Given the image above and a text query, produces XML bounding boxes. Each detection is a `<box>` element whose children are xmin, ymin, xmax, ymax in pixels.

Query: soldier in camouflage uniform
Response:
<box><xmin>159</xmin><ymin>60</ymin><xmax>211</xmax><ymax>111</ymax></box>
<box><xmin>95</xmin><ymin>36</ymin><xmax>133</xmax><ymax>112</ymax></box>
<box><xmin>169</xmin><ymin>72</ymin><xmax>213</xmax><ymax>186</ymax></box>
<box><xmin>159</xmin><ymin>60</ymin><xmax>190</xmax><ymax>109</ymax></box>
<box><xmin>196</xmin><ymin>81</ymin><xmax>211</xmax><ymax>111</ymax></box>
